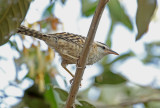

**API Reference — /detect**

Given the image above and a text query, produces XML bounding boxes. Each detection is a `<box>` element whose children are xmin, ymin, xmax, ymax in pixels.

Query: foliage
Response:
<box><xmin>142</xmin><ymin>41</ymin><xmax>160</xmax><ymax>66</ymax></box>
<box><xmin>136</xmin><ymin>0</ymin><xmax>157</xmax><ymax>40</ymax></box>
<box><xmin>0</xmin><ymin>0</ymin><xmax>31</xmax><ymax>45</ymax></box>
<box><xmin>10</xmin><ymin>31</ymin><xmax>59</xmax><ymax>107</ymax></box>
<box><xmin>107</xmin><ymin>0</ymin><xmax>133</xmax><ymax>31</ymax></box>
<box><xmin>81</xmin><ymin>0</ymin><xmax>98</xmax><ymax>17</ymax></box>
<box><xmin>0</xmin><ymin>0</ymin><xmax>159</xmax><ymax>108</ymax></box>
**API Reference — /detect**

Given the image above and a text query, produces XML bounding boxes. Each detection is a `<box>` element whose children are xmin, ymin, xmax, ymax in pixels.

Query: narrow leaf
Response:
<box><xmin>109</xmin><ymin>51</ymin><xmax>134</xmax><ymax>65</ymax></box>
<box><xmin>76</xmin><ymin>100</ymin><xmax>96</xmax><ymax>108</ymax></box>
<box><xmin>54</xmin><ymin>87</ymin><xmax>68</xmax><ymax>101</ymax></box>
<box><xmin>107</xmin><ymin>0</ymin><xmax>133</xmax><ymax>30</ymax></box>
<box><xmin>81</xmin><ymin>0</ymin><xmax>98</xmax><ymax>17</ymax></box>
<box><xmin>136</xmin><ymin>0</ymin><xmax>157</xmax><ymax>41</ymax></box>
<box><xmin>44</xmin><ymin>73</ymin><xmax>58</xmax><ymax>108</ymax></box>
<box><xmin>42</xmin><ymin>2</ymin><xmax>55</xmax><ymax>18</ymax></box>
<box><xmin>61</xmin><ymin>0</ymin><xmax>66</xmax><ymax>5</ymax></box>
<box><xmin>95</xmin><ymin>69</ymin><xmax>126</xmax><ymax>84</ymax></box>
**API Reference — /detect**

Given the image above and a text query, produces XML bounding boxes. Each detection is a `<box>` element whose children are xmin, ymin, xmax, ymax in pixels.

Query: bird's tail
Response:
<box><xmin>17</xmin><ymin>26</ymin><xmax>48</xmax><ymax>40</ymax></box>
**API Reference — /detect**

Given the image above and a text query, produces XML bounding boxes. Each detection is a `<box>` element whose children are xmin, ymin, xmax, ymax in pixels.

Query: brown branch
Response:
<box><xmin>65</xmin><ymin>0</ymin><xmax>110</xmax><ymax>108</ymax></box>
<box><xmin>91</xmin><ymin>94</ymin><xmax>160</xmax><ymax>108</ymax></box>
<box><xmin>107</xmin><ymin>96</ymin><xmax>160</xmax><ymax>108</ymax></box>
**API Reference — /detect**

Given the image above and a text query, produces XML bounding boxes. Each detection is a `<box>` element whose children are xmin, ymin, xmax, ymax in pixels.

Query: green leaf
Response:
<box><xmin>144</xmin><ymin>101</ymin><xmax>160</xmax><ymax>108</ymax></box>
<box><xmin>107</xmin><ymin>0</ymin><xmax>133</xmax><ymax>30</ymax></box>
<box><xmin>109</xmin><ymin>51</ymin><xmax>134</xmax><ymax>65</ymax></box>
<box><xmin>95</xmin><ymin>68</ymin><xmax>127</xmax><ymax>85</ymax></box>
<box><xmin>142</xmin><ymin>42</ymin><xmax>160</xmax><ymax>65</ymax></box>
<box><xmin>136</xmin><ymin>0</ymin><xmax>157</xmax><ymax>41</ymax></box>
<box><xmin>81</xmin><ymin>0</ymin><xmax>98</xmax><ymax>17</ymax></box>
<box><xmin>0</xmin><ymin>0</ymin><xmax>31</xmax><ymax>46</ymax></box>
<box><xmin>8</xmin><ymin>40</ymin><xmax>20</xmax><ymax>52</ymax></box>
<box><xmin>44</xmin><ymin>73</ymin><xmax>58</xmax><ymax>108</ymax></box>
<box><xmin>60</xmin><ymin>0</ymin><xmax>66</xmax><ymax>5</ymax></box>
<box><xmin>105</xmin><ymin>21</ymin><xmax>114</xmax><ymax>47</ymax></box>
<box><xmin>24</xmin><ymin>84</ymin><xmax>49</xmax><ymax>108</ymax></box>
<box><xmin>76</xmin><ymin>100</ymin><xmax>96</xmax><ymax>108</ymax></box>
<box><xmin>42</xmin><ymin>2</ymin><xmax>55</xmax><ymax>18</ymax></box>
<box><xmin>54</xmin><ymin>87</ymin><xmax>68</xmax><ymax>101</ymax></box>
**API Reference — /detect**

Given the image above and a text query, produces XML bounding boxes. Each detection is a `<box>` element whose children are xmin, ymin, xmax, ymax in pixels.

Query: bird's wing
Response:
<box><xmin>49</xmin><ymin>32</ymin><xmax>86</xmax><ymax>47</ymax></box>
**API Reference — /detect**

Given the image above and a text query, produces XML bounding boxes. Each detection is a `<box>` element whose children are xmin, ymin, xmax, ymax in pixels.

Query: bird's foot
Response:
<box><xmin>69</xmin><ymin>78</ymin><xmax>82</xmax><ymax>87</ymax></box>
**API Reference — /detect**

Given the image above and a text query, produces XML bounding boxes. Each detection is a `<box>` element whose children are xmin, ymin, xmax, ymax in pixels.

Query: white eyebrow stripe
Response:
<box><xmin>95</xmin><ymin>41</ymin><xmax>109</xmax><ymax>48</ymax></box>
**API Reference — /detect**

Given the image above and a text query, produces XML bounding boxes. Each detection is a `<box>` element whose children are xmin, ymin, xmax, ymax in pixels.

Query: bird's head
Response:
<box><xmin>96</xmin><ymin>42</ymin><xmax>119</xmax><ymax>56</ymax></box>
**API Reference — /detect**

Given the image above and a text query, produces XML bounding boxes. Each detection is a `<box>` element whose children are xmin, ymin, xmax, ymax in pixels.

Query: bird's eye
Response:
<box><xmin>102</xmin><ymin>46</ymin><xmax>105</xmax><ymax>49</ymax></box>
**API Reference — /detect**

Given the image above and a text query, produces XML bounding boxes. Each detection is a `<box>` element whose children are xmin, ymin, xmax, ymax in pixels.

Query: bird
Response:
<box><xmin>17</xmin><ymin>25</ymin><xmax>119</xmax><ymax>78</ymax></box>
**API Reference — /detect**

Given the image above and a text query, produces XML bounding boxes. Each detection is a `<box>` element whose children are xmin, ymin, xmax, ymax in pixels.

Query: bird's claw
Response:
<box><xmin>70</xmin><ymin>78</ymin><xmax>82</xmax><ymax>87</ymax></box>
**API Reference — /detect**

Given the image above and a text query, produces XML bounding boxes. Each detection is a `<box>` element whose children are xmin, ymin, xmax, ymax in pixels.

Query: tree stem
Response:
<box><xmin>65</xmin><ymin>0</ymin><xmax>110</xmax><ymax>108</ymax></box>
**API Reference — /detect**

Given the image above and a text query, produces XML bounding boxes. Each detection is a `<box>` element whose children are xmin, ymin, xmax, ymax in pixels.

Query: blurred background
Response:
<box><xmin>0</xmin><ymin>0</ymin><xmax>160</xmax><ymax>108</ymax></box>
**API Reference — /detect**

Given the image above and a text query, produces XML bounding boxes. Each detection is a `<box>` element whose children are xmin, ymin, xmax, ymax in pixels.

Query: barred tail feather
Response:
<box><xmin>17</xmin><ymin>26</ymin><xmax>48</xmax><ymax>40</ymax></box>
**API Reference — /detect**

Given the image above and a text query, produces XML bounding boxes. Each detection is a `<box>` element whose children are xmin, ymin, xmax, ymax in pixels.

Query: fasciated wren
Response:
<box><xmin>17</xmin><ymin>26</ymin><xmax>119</xmax><ymax>77</ymax></box>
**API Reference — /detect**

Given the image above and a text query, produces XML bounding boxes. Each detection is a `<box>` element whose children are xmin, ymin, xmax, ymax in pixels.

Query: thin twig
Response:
<box><xmin>106</xmin><ymin>96</ymin><xmax>160</xmax><ymax>108</ymax></box>
<box><xmin>65</xmin><ymin>0</ymin><xmax>110</xmax><ymax>108</ymax></box>
<box><xmin>91</xmin><ymin>94</ymin><xmax>160</xmax><ymax>108</ymax></box>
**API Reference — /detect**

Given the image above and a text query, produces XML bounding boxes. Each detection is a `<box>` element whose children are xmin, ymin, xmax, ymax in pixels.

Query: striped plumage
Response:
<box><xmin>17</xmin><ymin>26</ymin><xmax>119</xmax><ymax>77</ymax></box>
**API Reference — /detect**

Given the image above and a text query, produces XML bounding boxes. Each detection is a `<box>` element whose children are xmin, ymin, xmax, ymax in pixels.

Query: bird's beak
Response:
<box><xmin>105</xmin><ymin>49</ymin><xmax>119</xmax><ymax>55</ymax></box>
